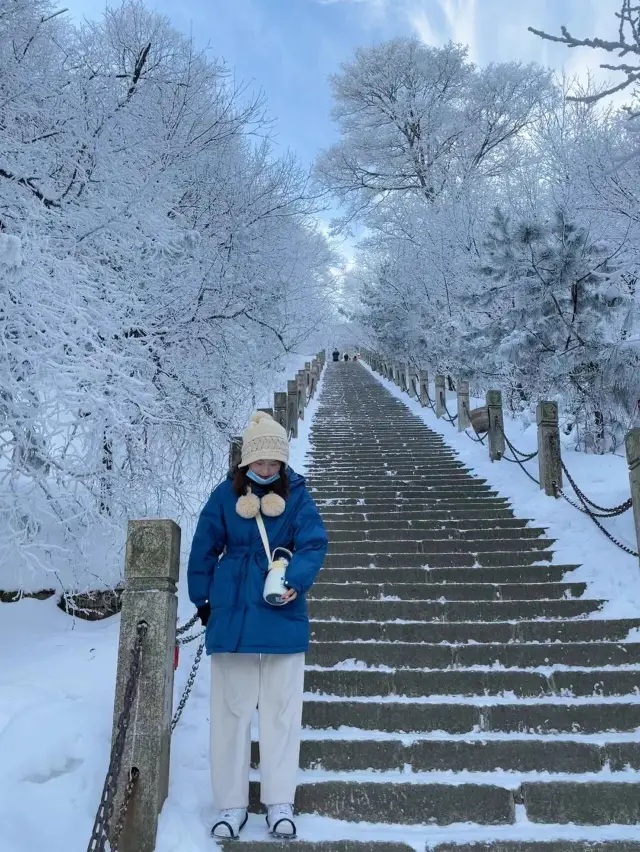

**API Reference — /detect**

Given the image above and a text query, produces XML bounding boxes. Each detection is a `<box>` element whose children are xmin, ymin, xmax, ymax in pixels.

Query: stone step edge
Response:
<box><xmin>218</xmin><ymin>817</ymin><xmax>640</xmax><ymax>851</ymax></box>
<box><xmin>288</xmin><ymin>729</ymin><xmax>640</xmax><ymax>744</ymax></box>
<box><xmin>302</xmin><ymin>694</ymin><xmax>640</xmax><ymax>706</ymax></box>
<box><xmin>251</xmin><ymin>768</ymin><xmax>640</xmax><ymax>787</ymax></box>
<box><xmin>308</xmin><ymin>639</ymin><xmax>640</xmax><ymax>649</ymax></box>
<box><xmin>304</xmin><ymin>663</ymin><xmax>640</xmax><ymax>673</ymax></box>
<box><xmin>309</xmin><ymin>616</ymin><xmax>620</xmax><ymax>626</ymax></box>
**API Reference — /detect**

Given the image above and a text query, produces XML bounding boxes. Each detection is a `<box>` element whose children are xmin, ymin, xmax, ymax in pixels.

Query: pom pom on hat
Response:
<box><xmin>250</xmin><ymin>411</ymin><xmax>272</xmax><ymax>426</ymax></box>
<box><xmin>240</xmin><ymin>410</ymin><xmax>289</xmax><ymax>468</ymax></box>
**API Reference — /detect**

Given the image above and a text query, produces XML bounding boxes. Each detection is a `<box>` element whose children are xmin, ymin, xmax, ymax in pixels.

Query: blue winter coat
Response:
<box><xmin>187</xmin><ymin>468</ymin><xmax>328</xmax><ymax>655</ymax></box>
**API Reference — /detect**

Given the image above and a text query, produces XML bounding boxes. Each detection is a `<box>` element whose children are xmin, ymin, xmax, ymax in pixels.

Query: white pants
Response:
<box><xmin>210</xmin><ymin>652</ymin><xmax>305</xmax><ymax>810</ymax></box>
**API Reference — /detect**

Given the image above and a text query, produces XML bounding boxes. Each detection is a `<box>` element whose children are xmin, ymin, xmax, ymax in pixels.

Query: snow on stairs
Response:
<box><xmin>227</xmin><ymin>363</ymin><xmax>640</xmax><ymax>851</ymax></box>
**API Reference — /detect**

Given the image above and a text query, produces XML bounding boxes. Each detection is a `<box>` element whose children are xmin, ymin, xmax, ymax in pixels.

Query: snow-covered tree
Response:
<box><xmin>0</xmin><ymin>0</ymin><xmax>334</xmax><ymax>593</ymax></box>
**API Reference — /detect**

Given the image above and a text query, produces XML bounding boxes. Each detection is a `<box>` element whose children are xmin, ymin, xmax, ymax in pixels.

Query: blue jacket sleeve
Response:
<box><xmin>284</xmin><ymin>487</ymin><xmax>328</xmax><ymax>595</ymax></box>
<box><xmin>187</xmin><ymin>487</ymin><xmax>227</xmax><ymax>607</ymax></box>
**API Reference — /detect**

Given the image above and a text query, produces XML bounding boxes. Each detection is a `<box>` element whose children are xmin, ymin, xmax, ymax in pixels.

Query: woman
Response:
<box><xmin>187</xmin><ymin>411</ymin><xmax>328</xmax><ymax>840</ymax></box>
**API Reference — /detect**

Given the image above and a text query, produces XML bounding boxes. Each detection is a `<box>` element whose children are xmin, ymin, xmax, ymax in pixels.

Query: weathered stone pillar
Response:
<box><xmin>297</xmin><ymin>371</ymin><xmax>306</xmax><ymax>420</ymax></box>
<box><xmin>287</xmin><ymin>380</ymin><xmax>299</xmax><ymax>439</ymax></box>
<box><xmin>419</xmin><ymin>370</ymin><xmax>429</xmax><ymax>408</ymax></box>
<box><xmin>625</xmin><ymin>429</ymin><xmax>640</xmax><ymax>561</ymax></box>
<box><xmin>457</xmin><ymin>379</ymin><xmax>470</xmax><ymax>432</ymax></box>
<box><xmin>111</xmin><ymin>519</ymin><xmax>180</xmax><ymax>852</ymax></box>
<box><xmin>537</xmin><ymin>401</ymin><xmax>562</xmax><ymax>496</ymax></box>
<box><xmin>435</xmin><ymin>375</ymin><xmax>446</xmax><ymax>418</ymax></box>
<box><xmin>274</xmin><ymin>392</ymin><xmax>288</xmax><ymax>431</ymax></box>
<box><xmin>486</xmin><ymin>390</ymin><xmax>505</xmax><ymax>461</ymax></box>
<box><xmin>407</xmin><ymin>366</ymin><xmax>417</xmax><ymax>398</ymax></box>
<box><xmin>229</xmin><ymin>435</ymin><xmax>243</xmax><ymax>470</ymax></box>
<box><xmin>310</xmin><ymin>359</ymin><xmax>319</xmax><ymax>397</ymax></box>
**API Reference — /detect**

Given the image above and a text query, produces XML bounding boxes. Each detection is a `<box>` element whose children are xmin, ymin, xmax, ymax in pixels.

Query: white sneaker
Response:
<box><xmin>211</xmin><ymin>807</ymin><xmax>248</xmax><ymax>839</ymax></box>
<box><xmin>266</xmin><ymin>803</ymin><xmax>296</xmax><ymax>838</ymax></box>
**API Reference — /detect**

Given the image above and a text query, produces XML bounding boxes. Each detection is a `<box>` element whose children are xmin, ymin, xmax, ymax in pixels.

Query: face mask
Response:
<box><xmin>247</xmin><ymin>469</ymin><xmax>281</xmax><ymax>486</ymax></box>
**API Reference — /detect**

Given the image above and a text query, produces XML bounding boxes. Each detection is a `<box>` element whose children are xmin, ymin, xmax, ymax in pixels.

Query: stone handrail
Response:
<box><xmin>360</xmin><ymin>350</ymin><xmax>640</xmax><ymax>564</ymax></box>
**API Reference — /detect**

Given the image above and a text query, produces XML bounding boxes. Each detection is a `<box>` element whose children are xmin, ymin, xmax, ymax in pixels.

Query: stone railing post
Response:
<box><xmin>419</xmin><ymin>370</ymin><xmax>429</xmax><ymax>408</ymax></box>
<box><xmin>307</xmin><ymin>362</ymin><xmax>315</xmax><ymax>399</ymax></box>
<box><xmin>229</xmin><ymin>435</ymin><xmax>243</xmax><ymax>470</ymax></box>
<box><xmin>304</xmin><ymin>362</ymin><xmax>312</xmax><ymax>399</ymax></box>
<box><xmin>407</xmin><ymin>365</ymin><xmax>417</xmax><ymax>398</ymax></box>
<box><xmin>111</xmin><ymin>519</ymin><xmax>180</xmax><ymax>852</ymax></box>
<box><xmin>274</xmin><ymin>392</ymin><xmax>288</xmax><ymax>431</ymax></box>
<box><xmin>435</xmin><ymin>375</ymin><xmax>446</xmax><ymax>418</ymax></box>
<box><xmin>486</xmin><ymin>390</ymin><xmax>505</xmax><ymax>461</ymax></box>
<box><xmin>287</xmin><ymin>380</ymin><xmax>299</xmax><ymax>439</ymax></box>
<box><xmin>457</xmin><ymin>379</ymin><xmax>470</xmax><ymax>432</ymax></box>
<box><xmin>625</xmin><ymin>429</ymin><xmax>640</xmax><ymax>561</ymax></box>
<box><xmin>296</xmin><ymin>371</ymin><xmax>306</xmax><ymax>420</ymax></box>
<box><xmin>537</xmin><ymin>401</ymin><xmax>562</xmax><ymax>496</ymax></box>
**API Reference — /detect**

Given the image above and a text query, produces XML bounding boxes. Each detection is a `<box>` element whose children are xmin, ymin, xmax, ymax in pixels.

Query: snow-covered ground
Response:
<box><xmin>364</xmin><ymin>364</ymin><xmax>640</xmax><ymax>622</ymax></box>
<box><xmin>2</xmin><ymin>362</ymin><xmax>640</xmax><ymax>851</ymax></box>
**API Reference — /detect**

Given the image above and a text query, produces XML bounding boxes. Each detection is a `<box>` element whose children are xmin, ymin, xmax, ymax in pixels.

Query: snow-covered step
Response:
<box><xmin>319</xmin><ymin>498</ymin><xmax>513</xmax><ymax>509</ymax></box>
<box><xmin>325</xmin><ymin>538</ymin><xmax>555</xmax><ymax>555</ymax></box>
<box><xmin>301</xmin><ymin>697</ymin><xmax>640</xmax><ymax>735</ymax></box>
<box><xmin>323</xmin><ymin>526</ymin><xmax>549</xmax><ymax>541</ymax></box>
<box><xmin>308</xmin><ymin>598</ymin><xmax>602</xmax><ymax>620</ymax></box>
<box><xmin>321</xmin><ymin>517</ymin><xmax>540</xmax><ymax>530</ymax></box>
<box><xmin>318</xmin><ymin>507</ymin><xmax>522</xmax><ymax>520</ymax></box>
<box><xmin>323</xmin><ymin>551</ymin><xmax>558</xmax><ymax>569</ymax></box>
<box><xmin>218</xmin><ymin>819</ymin><xmax>640</xmax><ymax>851</ymax></box>
<box><xmin>306</xmin><ymin>641</ymin><xmax>640</xmax><ymax>669</ymax></box>
<box><xmin>249</xmin><ymin>734</ymin><xmax>640</xmax><ymax>774</ymax></box>
<box><xmin>303</xmin><ymin>668</ymin><xmax>640</xmax><ymax>698</ymax></box>
<box><xmin>318</xmin><ymin>565</ymin><xmax>574</xmax><ymax>584</ymax></box>
<box><xmin>309</xmin><ymin>581</ymin><xmax>583</xmax><ymax>601</ymax></box>
<box><xmin>240</xmin><ymin>775</ymin><xmax>640</xmax><ymax>826</ymax></box>
<box><xmin>310</xmin><ymin>617</ymin><xmax>640</xmax><ymax>644</ymax></box>
<box><xmin>220</xmin><ymin>840</ymin><xmax>640</xmax><ymax>852</ymax></box>
<box><xmin>311</xmin><ymin>484</ymin><xmax>498</xmax><ymax>496</ymax></box>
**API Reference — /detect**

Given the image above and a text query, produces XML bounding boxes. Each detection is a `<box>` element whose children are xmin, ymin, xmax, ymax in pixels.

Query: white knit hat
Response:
<box><xmin>239</xmin><ymin>411</ymin><xmax>289</xmax><ymax>468</ymax></box>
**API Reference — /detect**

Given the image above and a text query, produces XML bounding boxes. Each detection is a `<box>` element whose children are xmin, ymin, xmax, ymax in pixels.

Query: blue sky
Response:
<box><xmin>65</xmin><ymin>0</ymin><xmax>624</xmax><ymax>170</ymax></box>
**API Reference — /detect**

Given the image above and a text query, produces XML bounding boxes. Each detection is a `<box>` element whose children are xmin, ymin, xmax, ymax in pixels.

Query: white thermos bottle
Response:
<box><xmin>263</xmin><ymin>547</ymin><xmax>293</xmax><ymax>606</ymax></box>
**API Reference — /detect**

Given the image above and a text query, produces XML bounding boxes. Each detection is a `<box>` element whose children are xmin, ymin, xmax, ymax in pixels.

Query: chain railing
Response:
<box><xmin>362</xmin><ymin>351</ymin><xmax>640</xmax><ymax>563</ymax></box>
<box><xmin>462</xmin><ymin>402</ymin><xmax>487</xmax><ymax>445</ymax></box>
<box><xmin>172</xmin><ymin>638</ymin><xmax>205</xmax><ymax>732</ymax></box>
<box><xmin>441</xmin><ymin>394</ymin><xmax>458</xmax><ymax>426</ymax></box>
<box><xmin>497</xmin><ymin>421</ymin><xmax>540</xmax><ymax>486</ymax></box>
<box><xmin>549</xmin><ymin>436</ymin><xmax>639</xmax><ymax>558</ymax></box>
<box><xmin>176</xmin><ymin>612</ymin><xmax>199</xmax><ymax>637</ymax></box>
<box><xmin>87</xmin><ymin>620</ymin><xmax>148</xmax><ymax>852</ymax></box>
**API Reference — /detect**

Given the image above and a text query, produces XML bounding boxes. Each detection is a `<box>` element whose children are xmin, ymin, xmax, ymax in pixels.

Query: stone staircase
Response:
<box><xmin>234</xmin><ymin>362</ymin><xmax>640</xmax><ymax>850</ymax></box>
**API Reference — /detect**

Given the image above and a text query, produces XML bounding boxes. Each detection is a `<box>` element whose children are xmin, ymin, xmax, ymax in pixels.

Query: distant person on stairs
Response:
<box><xmin>343</xmin><ymin>353</ymin><xmax>350</xmax><ymax>361</ymax></box>
<box><xmin>332</xmin><ymin>348</ymin><xmax>340</xmax><ymax>362</ymax></box>
<box><xmin>187</xmin><ymin>411</ymin><xmax>328</xmax><ymax>841</ymax></box>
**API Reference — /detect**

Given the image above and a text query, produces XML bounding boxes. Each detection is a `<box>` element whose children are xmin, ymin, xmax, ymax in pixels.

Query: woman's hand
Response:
<box><xmin>281</xmin><ymin>588</ymin><xmax>297</xmax><ymax>603</ymax></box>
<box><xmin>197</xmin><ymin>603</ymin><xmax>211</xmax><ymax>626</ymax></box>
